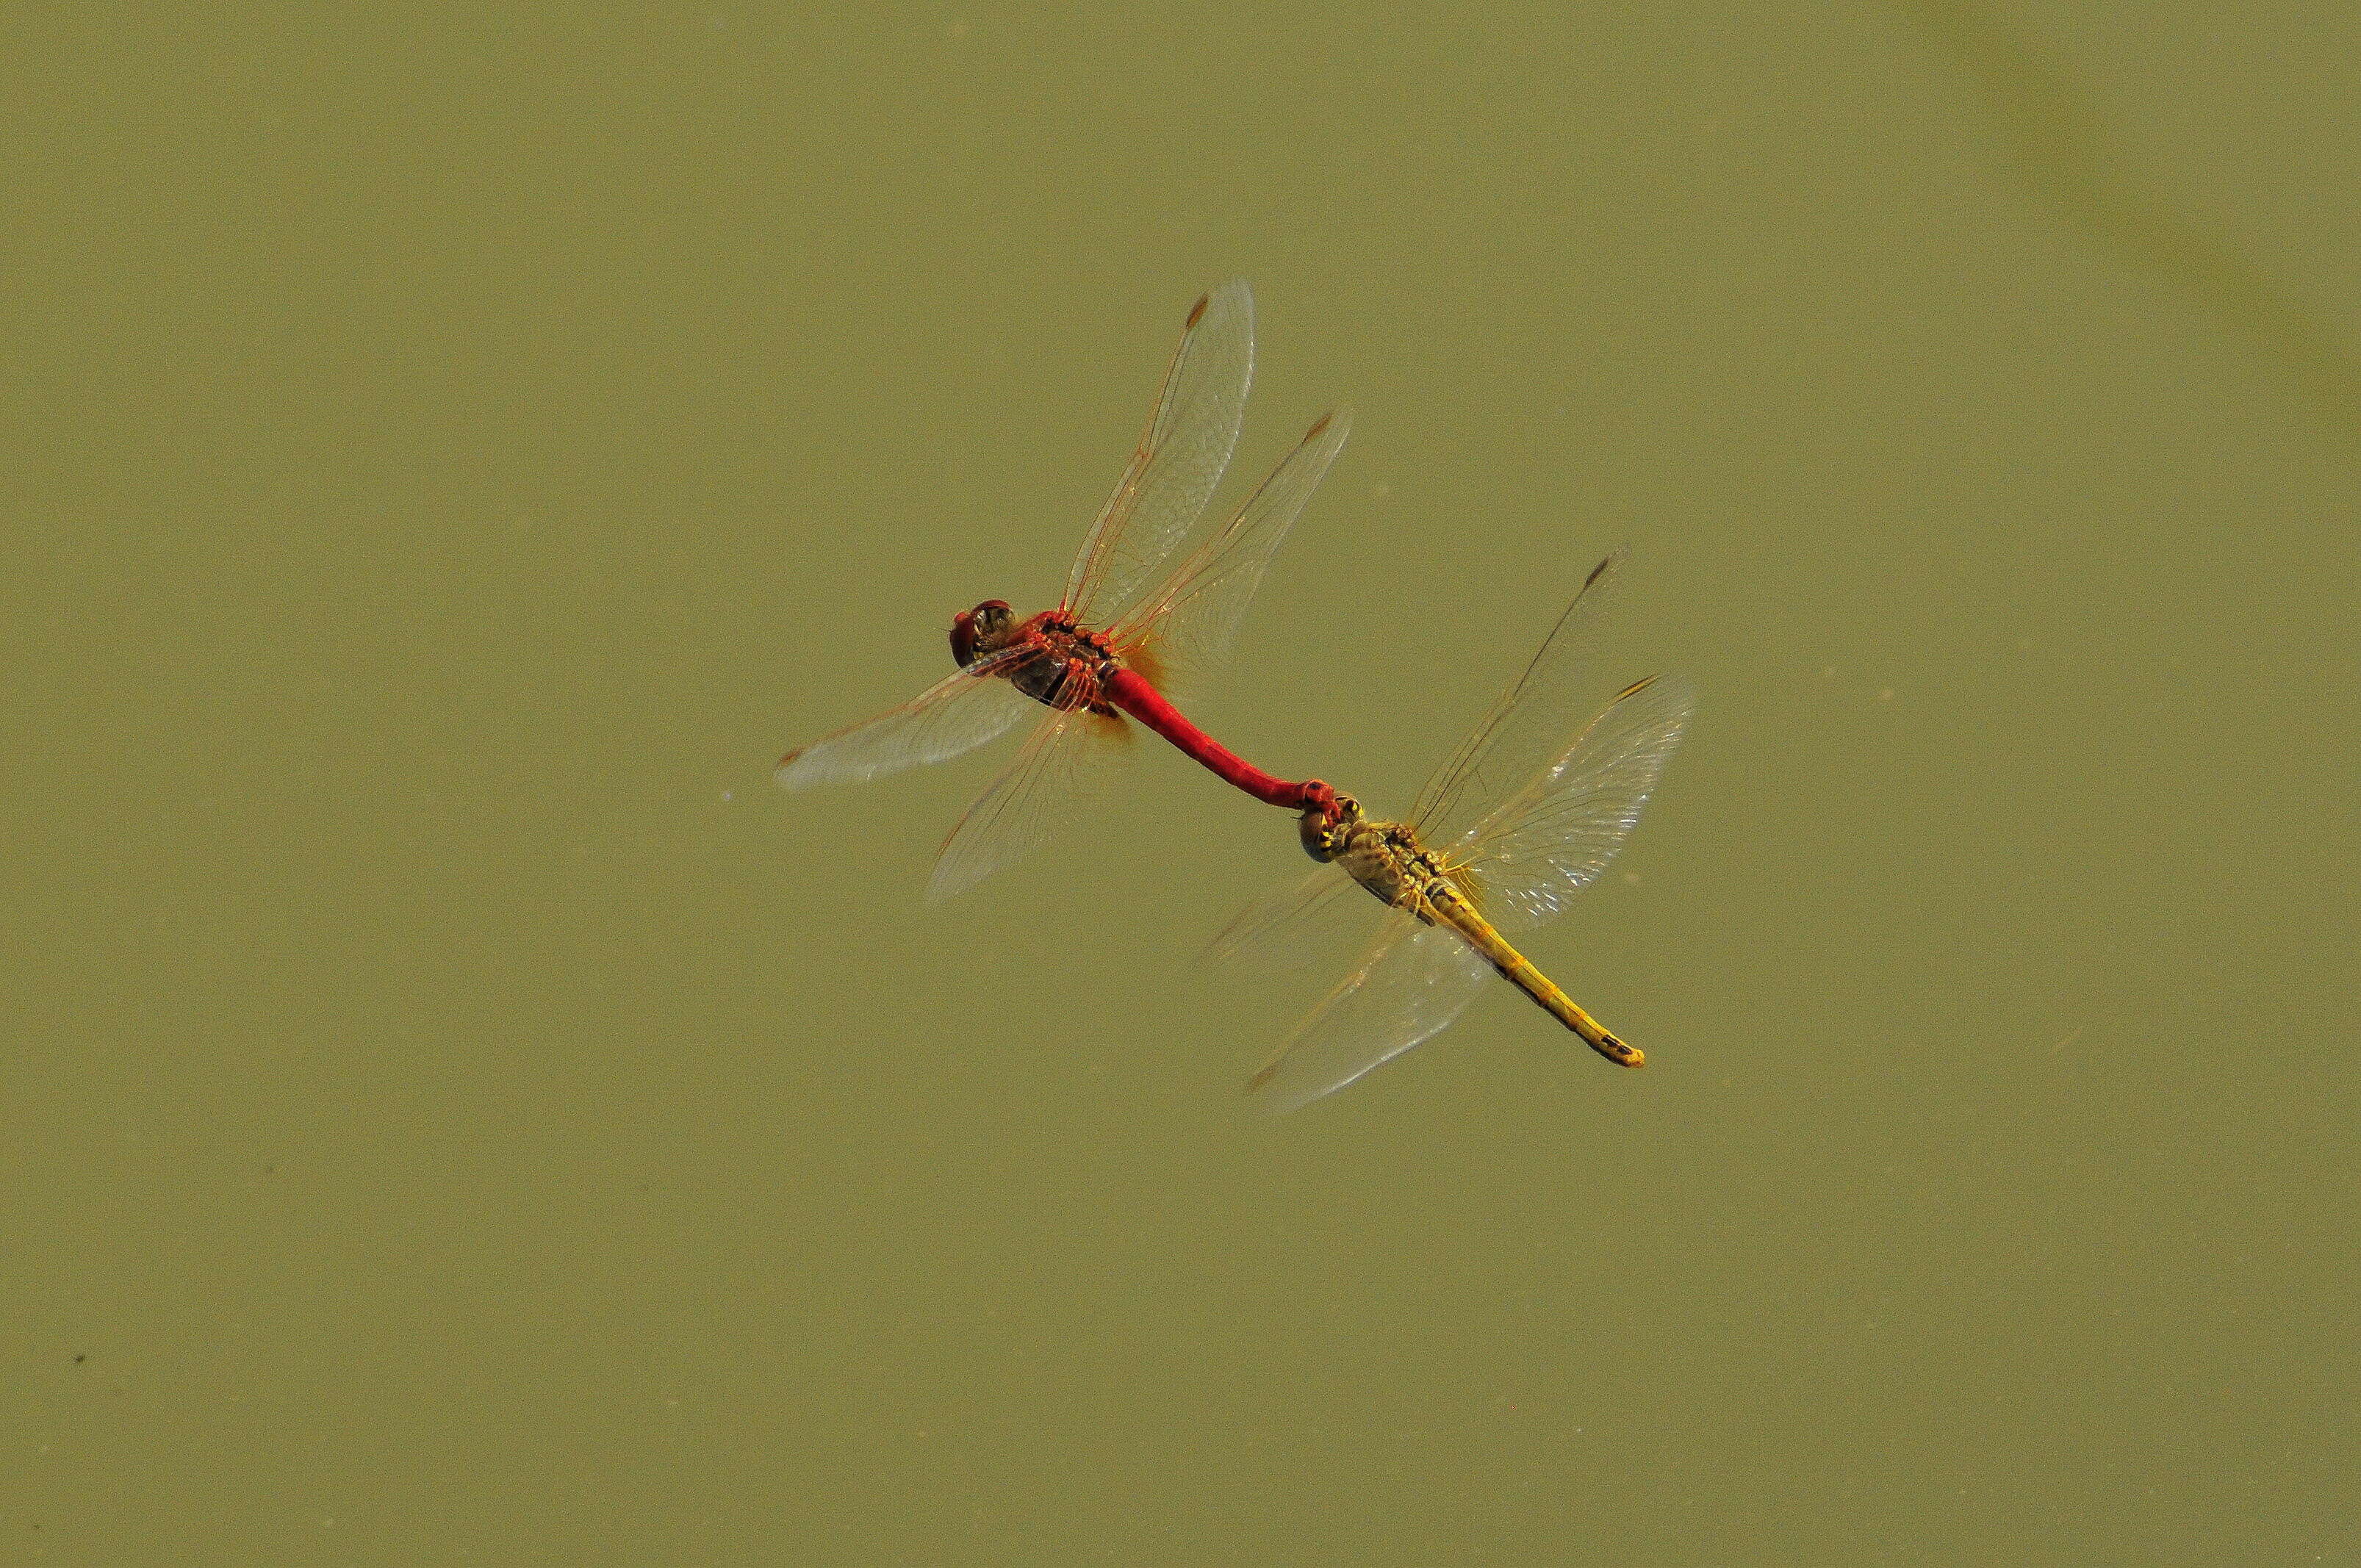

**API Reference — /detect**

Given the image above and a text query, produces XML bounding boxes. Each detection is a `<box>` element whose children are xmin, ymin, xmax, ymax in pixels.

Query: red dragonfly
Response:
<box><xmin>777</xmin><ymin>282</ymin><xmax>1345</xmax><ymax>899</ymax></box>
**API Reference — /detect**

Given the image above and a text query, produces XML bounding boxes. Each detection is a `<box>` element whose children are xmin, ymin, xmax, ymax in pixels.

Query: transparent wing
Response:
<box><xmin>1454</xmin><ymin>675</ymin><xmax>1694</xmax><ymax>933</ymax></box>
<box><xmin>1110</xmin><ymin>409</ymin><xmax>1349</xmax><ymax>701</ymax></box>
<box><xmin>1061</xmin><ymin>281</ymin><xmax>1254</xmax><ymax>624</ymax></box>
<box><xmin>1246</xmin><ymin>916</ymin><xmax>1492</xmax><ymax>1112</ymax></box>
<box><xmin>1200</xmin><ymin>865</ymin><xmax>1365</xmax><ymax>974</ymax></box>
<box><xmin>1409</xmin><ymin>548</ymin><xmax>1628</xmax><ymax>844</ymax></box>
<box><xmin>775</xmin><ymin>647</ymin><xmax>1035</xmax><ymax>789</ymax></box>
<box><xmin>924</xmin><ymin>699</ymin><xmax>1133</xmax><ymax>903</ymax></box>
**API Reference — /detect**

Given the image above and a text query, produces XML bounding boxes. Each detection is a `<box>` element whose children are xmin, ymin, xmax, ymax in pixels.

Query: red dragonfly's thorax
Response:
<box><xmin>951</xmin><ymin>601</ymin><xmax>1122</xmax><ymax>716</ymax></box>
<box><xmin>1012</xmin><ymin>612</ymin><xmax>1121</xmax><ymax>714</ymax></box>
<box><xmin>1023</xmin><ymin>613</ymin><xmax>1120</xmax><ymax>664</ymax></box>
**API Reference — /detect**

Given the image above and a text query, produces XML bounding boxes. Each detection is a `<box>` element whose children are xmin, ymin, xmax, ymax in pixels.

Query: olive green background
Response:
<box><xmin>7</xmin><ymin>4</ymin><xmax>2356</xmax><ymax>1564</ymax></box>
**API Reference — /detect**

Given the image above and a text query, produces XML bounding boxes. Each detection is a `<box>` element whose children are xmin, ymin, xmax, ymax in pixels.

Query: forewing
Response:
<box><xmin>924</xmin><ymin>699</ymin><xmax>1133</xmax><ymax>902</ymax></box>
<box><xmin>1200</xmin><ymin>865</ymin><xmax>1365</xmax><ymax>974</ymax></box>
<box><xmin>1246</xmin><ymin>916</ymin><xmax>1492</xmax><ymax>1113</ymax></box>
<box><xmin>1111</xmin><ymin>409</ymin><xmax>1349</xmax><ymax>700</ymax></box>
<box><xmin>1062</xmin><ymin>281</ymin><xmax>1254</xmax><ymax>623</ymax></box>
<box><xmin>775</xmin><ymin>647</ymin><xmax>1035</xmax><ymax>789</ymax></box>
<box><xmin>1410</xmin><ymin>549</ymin><xmax>1628</xmax><ymax>844</ymax></box>
<box><xmin>1455</xmin><ymin>675</ymin><xmax>1694</xmax><ymax>933</ymax></box>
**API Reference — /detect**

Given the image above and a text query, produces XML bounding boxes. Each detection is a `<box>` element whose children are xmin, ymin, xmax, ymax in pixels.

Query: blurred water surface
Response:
<box><xmin>5</xmin><ymin>3</ymin><xmax>2355</xmax><ymax>1562</ymax></box>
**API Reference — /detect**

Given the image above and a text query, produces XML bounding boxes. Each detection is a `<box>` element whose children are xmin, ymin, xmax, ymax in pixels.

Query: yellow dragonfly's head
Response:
<box><xmin>1298</xmin><ymin>791</ymin><xmax>1362</xmax><ymax>863</ymax></box>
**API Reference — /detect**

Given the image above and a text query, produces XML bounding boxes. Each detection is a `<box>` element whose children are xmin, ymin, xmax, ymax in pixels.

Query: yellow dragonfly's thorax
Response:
<box><xmin>1331</xmin><ymin>819</ymin><xmax>1468</xmax><ymax>927</ymax></box>
<box><xmin>1302</xmin><ymin>794</ymin><xmax>1481</xmax><ymax>924</ymax></box>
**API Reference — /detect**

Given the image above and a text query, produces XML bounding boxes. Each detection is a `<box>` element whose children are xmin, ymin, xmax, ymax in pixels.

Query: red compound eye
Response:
<box><xmin>949</xmin><ymin>600</ymin><xmax>1013</xmax><ymax>667</ymax></box>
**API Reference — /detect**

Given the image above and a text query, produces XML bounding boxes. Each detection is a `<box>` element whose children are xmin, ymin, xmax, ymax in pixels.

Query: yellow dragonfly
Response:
<box><xmin>1215</xmin><ymin>550</ymin><xmax>1692</xmax><ymax>1110</ymax></box>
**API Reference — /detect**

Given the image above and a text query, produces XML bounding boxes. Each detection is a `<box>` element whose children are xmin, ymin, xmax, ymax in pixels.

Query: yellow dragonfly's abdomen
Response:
<box><xmin>1427</xmin><ymin>883</ymin><xmax>1645</xmax><ymax>1068</ymax></box>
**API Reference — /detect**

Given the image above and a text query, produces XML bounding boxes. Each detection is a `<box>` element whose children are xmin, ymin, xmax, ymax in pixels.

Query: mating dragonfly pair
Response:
<box><xmin>779</xmin><ymin>283</ymin><xmax>1691</xmax><ymax>1110</ymax></box>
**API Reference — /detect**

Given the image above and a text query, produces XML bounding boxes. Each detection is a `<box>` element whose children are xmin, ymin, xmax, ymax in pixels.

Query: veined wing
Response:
<box><xmin>925</xmin><ymin>696</ymin><xmax>1132</xmax><ymax>903</ymax></box>
<box><xmin>1062</xmin><ymin>281</ymin><xmax>1253</xmax><ymax>625</ymax></box>
<box><xmin>1409</xmin><ymin>549</ymin><xmax>1628</xmax><ymax>845</ymax></box>
<box><xmin>1246</xmin><ymin>916</ymin><xmax>1492</xmax><ymax>1112</ymax></box>
<box><xmin>1201</xmin><ymin>863</ymin><xmax>1363</xmax><ymax>974</ymax></box>
<box><xmin>1454</xmin><ymin>674</ymin><xmax>1693</xmax><ymax>933</ymax></box>
<box><xmin>1110</xmin><ymin>409</ymin><xmax>1349</xmax><ymax>699</ymax></box>
<box><xmin>775</xmin><ymin>647</ymin><xmax>1035</xmax><ymax>789</ymax></box>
